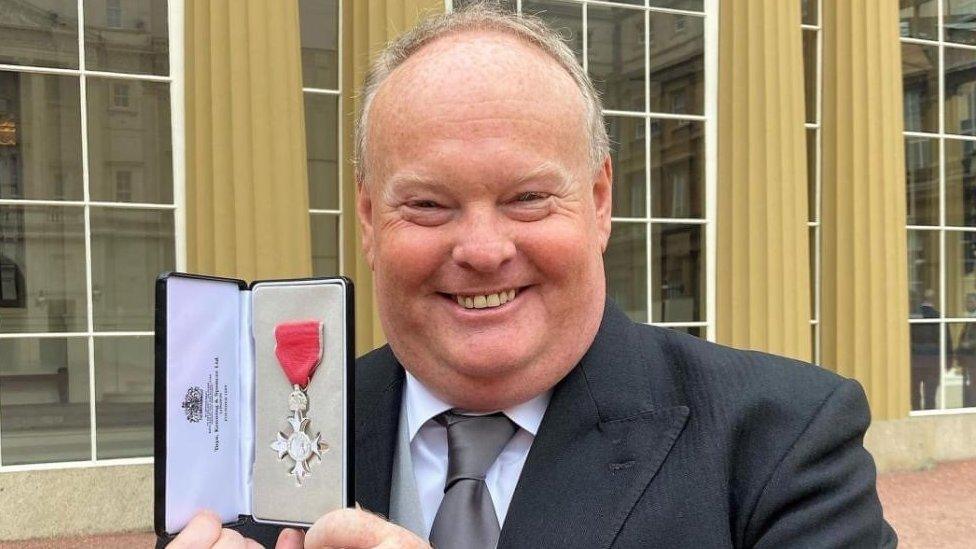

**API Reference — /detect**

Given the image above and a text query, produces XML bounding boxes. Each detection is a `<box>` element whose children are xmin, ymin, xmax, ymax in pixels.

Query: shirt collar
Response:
<box><xmin>404</xmin><ymin>371</ymin><xmax>551</xmax><ymax>442</ymax></box>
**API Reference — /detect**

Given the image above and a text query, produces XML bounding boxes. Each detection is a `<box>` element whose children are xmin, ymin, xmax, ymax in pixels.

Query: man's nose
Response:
<box><xmin>451</xmin><ymin>212</ymin><xmax>517</xmax><ymax>273</ymax></box>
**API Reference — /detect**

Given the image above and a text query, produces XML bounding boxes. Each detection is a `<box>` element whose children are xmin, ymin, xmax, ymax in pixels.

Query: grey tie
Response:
<box><xmin>429</xmin><ymin>411</ymin><xmax>517</xmax><ymax>549</ymax></box>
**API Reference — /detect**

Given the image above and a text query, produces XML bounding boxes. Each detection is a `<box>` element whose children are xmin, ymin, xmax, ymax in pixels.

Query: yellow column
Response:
<box><xmin>716</xmin><ymin>0</ymin><xmax>812</xmax><ymax>361</ymax></box>
<box><xmin>341</xmin><ymin>0</ymin><xmax>444</xmax><ymax>354</ymax></box>
<box><xmin>821</xmin><ymin>0</ymin><xmax>910</xmax><ymax>419</ymax></box>
<box><xmin>185</xmin><ymin>0</ymin><xmax>311</xmax><ymax>280</ymax></box>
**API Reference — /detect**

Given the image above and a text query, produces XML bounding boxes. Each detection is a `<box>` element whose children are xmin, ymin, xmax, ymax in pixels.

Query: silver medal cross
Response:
<box><xmin>270</xmin><ymin>386</ymin><xmax>329</xmax><ymax>486</ymax></box>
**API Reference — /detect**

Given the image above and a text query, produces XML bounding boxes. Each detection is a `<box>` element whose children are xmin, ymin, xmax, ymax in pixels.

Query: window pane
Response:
<box><xmin>305</xmin><ymin>94</ymin><xmax>339</xmax><ymax>210</ymax></box>
<box><xmin>523</xmin><ymin>0</ymin><xmax>583</xmax><ymax>64</ymax></box>
<box><xmin>310</xmin><ymin>213</ymin><xmax>340</xmax><ymax>276</ymax></box>
<box><xmin>95</xmin><ymin>336</ymin><xmax>153</xmax><ymax>459</ymax></box>
<box><xmin>906</xmin><ymin>136</ymin><xmax>940</xmax><ymax>226</ymax></box>
<box><xmin>651</xmin><ymin>119</ymin><xmax>703</xmax><ymax>219</ymax></box>
<box><xmin>807</xmin><ymin>128</ymin><xmax>817</xmax><ymax>222</ymax></box>
<box><xmin>803</xmin><ymin>29</ymin><xmax>817</xmax><ymax>124</ymax></box>
<box><xmin>0</xmin><ymin>72</ymin><xmax>83</xmax><ymax>201</ymax></box>
<box><xmin>0</xmin><ymin>337</ymin><xmax>91</xmax><ymax>465</ymax></box>
<box><xmin>652</xmin><ymin>223</ymin><xmax>703</xmax><ymax>322</ymax></box>
<box><xmin>801</xmin><ymin>0</ymin><xmax>818</xmax><ymax>25</ymax></box>
<box><xmin>944</xmin><ymin>46</ymin><xmax>976</xmax><ymax>136</ymax></box>
<box><xmin>0</xmin><ymin>0</ymin><xmax>79</xmax><ymax>70</ymax></box>
<box><xmin>946</xmin><ymin>138</ymin><xmax>976</xmax><ymax>226</ymax></box>
<box><xmin>0</xmin><ymin>206</ymin><xmax>87</xmax><ymax>333</ymax></box>
<box><xmin>299</xmin><ymin>0</ymin><xmax>339</xmax><ymax>90</ymax></box>
<box><xmin>945</xmin><ymin>231</ymin><xmax>976</xmax><ymax>317</ymax></box>
<box><xmin>649</xmin><ymin>12</ymin><xmax>704</xmax><ymax>116</ymax></box>
<box><xmin>809</xmin><ymin>227</ymin><xmax>817</xmax><ymax>317</ymax></box>
<box><xmin>910</xmin><ymin>323</ymin><xmax>942</xmax><ymax>410</ymax></box>
<box><xmin>84</xmin><ymin>0</ymin><xmax>169</xmax><ymax>76</ymax></box>
<box><xmin>607</xmin><ymin>116</ymin><xmax>646</xmax><ymax>217</ymax></box>
<box><xmin>650</xmin><ymin>1</ymin><xmax>703</xmax><ymax>11</ymax></box>
<box><xmin>588</xmin><ymin>5</ymin><xmax>645</xmax><ymax>112</ymax></box>
<box><xmin>948</xmin><ymin>322</ymin><xmax>976</xmax><ymax>408</ymax></box>
<box><xmin>908</xmin><ymin>229</ymin><xmax>941</xmax><ymax>318</ymax></box>
<box><xmin>945</xmin><ymin>0</ymin><xmax>976</xmax><ymax>45</ymax></box>
<box><xmin>605</xmin><ymin>222</ymin><xmax>647</xmax><ymax>323</ymax></box>
<box><xmin>86</xmin><ymin>78</ymin><xmax>173</xmax><ymax>204</ymax></box>
<box><xmin>900</xmin><ymin>0</ymin><xmax>939</xmax><ymax>40</ymax></box>
<box><xmin>90</xmin><ymin>207</ymin><xmax>174</xmax><ymax>331</ymax></box>
<box><xmin>902</xmin><ymin>43</ymin><xmax>939</xmax><ymax>134</ymax></box>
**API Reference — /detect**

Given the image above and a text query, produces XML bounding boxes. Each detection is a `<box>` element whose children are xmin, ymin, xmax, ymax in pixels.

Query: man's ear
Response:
<box><xmin>356</xmin><ymin>178</ymin><xmax>376</xmax><ymax>270</ymax></box>
<box><xmin>593</xmin><ymin>155</ymin><xmax>613</xmax><ymax>252</ymax></box>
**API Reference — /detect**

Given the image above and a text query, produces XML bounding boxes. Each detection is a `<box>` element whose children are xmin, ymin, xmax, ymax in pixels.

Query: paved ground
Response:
<box><xmin>4</xmin><ymin>459</ymin><xmax>976</xmax><ymax>548</ymax></box>
<box><xmin>876</xmin><ymin>458</ymin><xmax>976</xmax><ymax>548</ymax></box>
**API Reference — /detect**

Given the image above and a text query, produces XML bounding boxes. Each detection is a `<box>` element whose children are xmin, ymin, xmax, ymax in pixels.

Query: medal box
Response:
<box><xmin>154</xmin><ymin>272</ymin><xmax>354</xmax><ymax>537</ymax></box>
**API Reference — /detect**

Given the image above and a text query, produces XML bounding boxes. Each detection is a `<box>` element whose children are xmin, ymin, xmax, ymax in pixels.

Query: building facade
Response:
<box><xmin>0</xmin><ymin>0</ymin><xmax>973</xmax><ymax>540</ymax></box>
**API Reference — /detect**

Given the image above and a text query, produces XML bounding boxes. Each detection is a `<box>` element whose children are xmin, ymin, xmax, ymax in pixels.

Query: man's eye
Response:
<box><xmin>515</xmin><ymin>192</ymin><xmax>547</xmax><ymax>203</ymax></box>
<box><xmin>408</xmin><ymin>200</ymin><xmax>441</xmax><ymax>209</ymax></box>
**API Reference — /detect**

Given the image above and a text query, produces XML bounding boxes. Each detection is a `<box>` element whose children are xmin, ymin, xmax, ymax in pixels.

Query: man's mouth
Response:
<box><xmin>450</xmin><ymin>288</ymin><xmax>520</xmax><ymax>310</ymax></box>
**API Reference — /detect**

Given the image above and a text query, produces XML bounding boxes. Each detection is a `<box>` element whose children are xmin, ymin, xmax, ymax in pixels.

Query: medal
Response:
<box><xmin>270</xmin><ymin>320</ymin><xmax>330</xmax><ymax>486</ymax></box>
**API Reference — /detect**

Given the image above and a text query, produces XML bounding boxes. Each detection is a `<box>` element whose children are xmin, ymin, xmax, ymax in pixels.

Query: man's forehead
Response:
<box><xmin>373</xmin><ymin>29</ymin><xmax>582</xmax><ymax>115</ymax></box>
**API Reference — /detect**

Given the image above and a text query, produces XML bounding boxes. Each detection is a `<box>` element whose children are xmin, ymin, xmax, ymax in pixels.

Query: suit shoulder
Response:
<box><xmin>356</xmin><ymin>344</ymin><xmax>395</xmax><ymax>370</ymax></box>
<box><xmin>355</xmin><ymin>344</ymin><xmax>401</xmax><ymax>395</ymax></box>
<box><xmin>640</xmin><ymin>324</ymin><xmax>853</xmax><ymax>419</ymax></box>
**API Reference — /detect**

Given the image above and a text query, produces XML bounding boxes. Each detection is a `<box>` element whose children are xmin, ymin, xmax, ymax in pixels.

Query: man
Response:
<box><xmin>170</xmin><ymin>4</ymin><xmax>896</xmax><ymax>548</ymax></box>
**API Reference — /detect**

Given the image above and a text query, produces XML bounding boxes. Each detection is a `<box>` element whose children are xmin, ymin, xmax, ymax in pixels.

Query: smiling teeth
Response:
<box><xmin>456</xmin><ymin>289</ymin><xmax>518</xmax><ymax>309</ymax></box>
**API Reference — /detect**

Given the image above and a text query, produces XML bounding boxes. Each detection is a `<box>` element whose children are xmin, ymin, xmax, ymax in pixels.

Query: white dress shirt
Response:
<box><xmin>403</xmin><ymin>372</ymin><xmax>551</xmax><ymax>537</ymax></box>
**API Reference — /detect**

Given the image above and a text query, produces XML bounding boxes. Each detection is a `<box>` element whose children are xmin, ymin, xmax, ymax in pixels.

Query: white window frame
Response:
<box><xmin>803</xmin><ymin>0</ymin><xmax>823</xmax><ymax>365</ymax></box>
<box><xmin>447</xmin><ymin>0</ymin><xmax>718</xmax><ymax>341</ymax></box>
<box><xmin>903</xmin><ymin>0</ymin><xmax>976</xmax><ymax>416</ymax></box>
<box><xmin>303</xmin><ymin>2</ymin><xmax>344</xmax><ymax>277</ymax></box>
<box><xmin>0</xmin><ymin>0</ymin><xmax>186</xmax><ymax>471</ymax></box>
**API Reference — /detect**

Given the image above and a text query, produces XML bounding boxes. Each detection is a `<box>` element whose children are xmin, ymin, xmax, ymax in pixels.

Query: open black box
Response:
<box><xmin>154</xmin><ymin>272</ymin><xmax>355</xmax><ymax>538</ymax></box>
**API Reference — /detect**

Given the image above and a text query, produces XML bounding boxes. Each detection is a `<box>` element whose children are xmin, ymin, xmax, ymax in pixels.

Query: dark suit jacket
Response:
<box><xmin>193</xmin><ymin>299</ymin><xmax>897</xmax><ymax>548</ymax></box>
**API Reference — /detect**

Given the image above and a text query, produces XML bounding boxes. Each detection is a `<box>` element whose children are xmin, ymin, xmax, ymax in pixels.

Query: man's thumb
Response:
<box><xmin>275</xmin><ymin>527</ymin><xmax>305</xmax><ymax>549</ymax></box>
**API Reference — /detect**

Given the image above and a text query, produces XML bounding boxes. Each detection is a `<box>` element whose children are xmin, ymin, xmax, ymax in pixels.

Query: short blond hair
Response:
<box><xmin>355</xmin><ymin>1</ymin><xmax>609</xmax><ymax>183</ymax></box>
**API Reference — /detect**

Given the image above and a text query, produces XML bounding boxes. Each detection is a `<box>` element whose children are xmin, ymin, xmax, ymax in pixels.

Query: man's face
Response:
<box><xmin>967</xmin><ymin>296</ymin><xmax>976</xmax><ymax>314</ymax></box>
<box><xmin>358</xmin><ymin>32</ymin><xmax>612</xmax><ymax>411</ymax></box>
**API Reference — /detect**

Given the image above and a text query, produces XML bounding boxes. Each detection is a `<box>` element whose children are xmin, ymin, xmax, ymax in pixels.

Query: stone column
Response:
<box><xmin>821</xmin><ymin>0</ymin><xmax>910</xmax><ymax>419</ymax></box>
<box><xmin>185</xmin><ymin>0</ymin><xmax>312</xmax><ymax>279</ymax></box>
<box><xmin>716</xmin><ymin>0</ymin><xmax>812</xmax><ymax>361</ymax></box>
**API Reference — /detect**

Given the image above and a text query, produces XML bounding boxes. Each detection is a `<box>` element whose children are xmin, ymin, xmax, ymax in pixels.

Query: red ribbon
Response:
<box><xmin>274</xmin><ymin>320</ymin><xmax>323</xmax><ymax>388</ymax></box>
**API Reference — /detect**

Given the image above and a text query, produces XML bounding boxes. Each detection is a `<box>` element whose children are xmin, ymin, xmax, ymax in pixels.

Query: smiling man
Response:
<box><xmin>170</xmin><ymin>4</ymin><xmax>895</xmax><ymax>548</ymax></box>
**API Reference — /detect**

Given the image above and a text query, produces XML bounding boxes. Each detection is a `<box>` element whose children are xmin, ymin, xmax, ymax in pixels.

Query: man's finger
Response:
<box><xmin>304</xmin><ymin>508</ymin><xmax>395</xmax><ymax>548</ymax></box>
<box><xmin>166</xmin><ymin>510</ymin><xmax>222</xmax><ymax>548</ymax></box>
<box><xmin>212</xmin><ymin>527</ymin><xmax>262</xmax><ymax>548</ymax></box>
<box><xmin>275</xmin><ymin>527</ymin><xmax>305</xmax><ymax>549</ymax></box>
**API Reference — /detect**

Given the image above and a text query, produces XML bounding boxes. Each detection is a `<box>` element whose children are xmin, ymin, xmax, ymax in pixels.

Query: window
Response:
<box><xmin>110</xmin><ymin>82</ymin><xmax>130</xmax><ymax>109</ymax></box>
<box><xmin>299</xmin><ymin>0</ymin><xmax>342</xmax><ymax>277</ymax></box>
<box><xmin>115</xmin><ymin>171</ymin><xmax>132</xmax><ymax>202</ymax></box>
<box><xmin>458</xmin><ymin>0</ymin><xmax>715</xmax><ymax>338</ymax></box>
<box><xmin>0</xmin><ymin>0</ymin><xmax>180</xmax><ymax>469</ymax></box>
<box><xmin>106</xmin><ymin>0</ymin><xmax>123</xmax><ymax>29</ymax></box>
<box><xmin>901</xmin><ymin>0</ymin><xmax>976</xmax><ymax>412</ymax></box>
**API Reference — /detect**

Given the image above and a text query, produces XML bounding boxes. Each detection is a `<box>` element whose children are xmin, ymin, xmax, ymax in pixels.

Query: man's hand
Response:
<box><xmin>305</xmin><ymin>508</ymin><xmax>430</xmax><ymax>549</ymax></box>
<box><xmin>167</xmin><ymin>510</ymin><xmax>304</xmax><ymax>549</ymax></box>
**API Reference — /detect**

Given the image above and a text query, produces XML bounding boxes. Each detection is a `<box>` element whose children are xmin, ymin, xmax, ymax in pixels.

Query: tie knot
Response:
<box><xmin>437</xmin><ymin>411</ymin><xmax>517</xmax><ymax>490</ymax></box>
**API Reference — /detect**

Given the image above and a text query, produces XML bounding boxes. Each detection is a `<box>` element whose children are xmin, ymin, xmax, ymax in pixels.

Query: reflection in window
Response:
<box><xmin>903</xmin><ymin>6</ymin><xmax>976</xmax><ymax>411</ymax></box>
<box><xmin>0</xmin><ymin>338</ymin><xmax>92</xmax><ymax>465</ymax></box>
<box><xmin>652</xmin><ymin>224</ymin><xmax>703</xmax><ymax>323</ymax></box>
<box><xmin>84</xmin><ymin>0</ymin><xmax>169</xmax><ymax>76</ymax></box>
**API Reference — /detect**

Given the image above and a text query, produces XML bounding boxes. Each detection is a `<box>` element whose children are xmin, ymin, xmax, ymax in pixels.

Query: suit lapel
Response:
<box><xmin>499</xmin><ymin>301</ymin><xmax>690</xmax><ymax>549</ymax></box>
<box><xmin>354</xmin><ymin>346</ymin><xmax>404</xmax><ymax>517</ymax></box>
